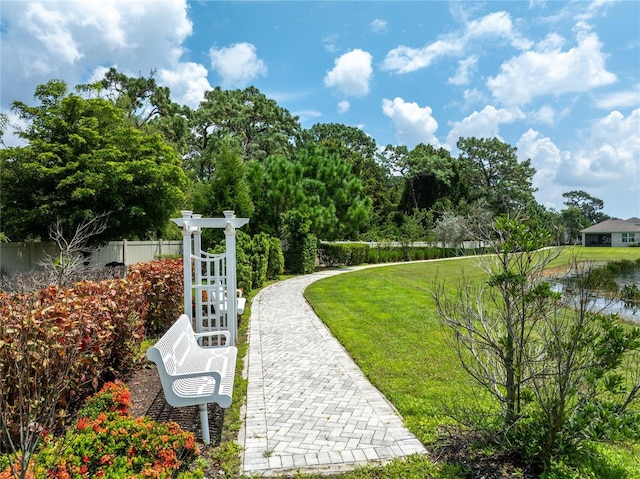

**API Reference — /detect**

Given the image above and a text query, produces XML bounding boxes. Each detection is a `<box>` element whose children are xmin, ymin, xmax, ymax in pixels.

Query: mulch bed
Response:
<box><xmin>126</xmin><ymin>364</ymin><xmax>224</xmax><ymax>446</ymax></box>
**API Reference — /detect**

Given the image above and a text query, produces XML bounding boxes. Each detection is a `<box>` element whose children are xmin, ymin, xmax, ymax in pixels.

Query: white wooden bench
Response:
<box><xmin>146</xmin><ymin>314</ymin><xmax>237</xmax><ymax>444</ymax></box>
<box><xmin>206</xmin><ymin>287</ymin><xmax>246</xmax><ymax>315</ymax></box>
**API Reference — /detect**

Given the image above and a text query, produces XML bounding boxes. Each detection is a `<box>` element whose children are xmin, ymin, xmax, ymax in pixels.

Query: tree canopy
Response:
<box><xmin>0</xmin><ymin>79</ymin><xmax>187</xmax><ymax>242</ymax></box>
<box><xmin>247</xmin><ymin>143</ymin><xmax>372</xmax><ymax>240</ymax></box>
<box><xmin>457</xmin><ymin>137</ymin><xmax>537</xmax><ymax>216</ymax></box>
<box><xmin>0</xmin><ymin>70</ymin><xmax>614</xmax><ymax>245</ymax></box>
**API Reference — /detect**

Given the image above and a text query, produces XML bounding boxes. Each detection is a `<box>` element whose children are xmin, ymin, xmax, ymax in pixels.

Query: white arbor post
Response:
<box><xmin>179</xmin><ymin>210</ymin><xmax>194</xmax><ymax>325</ymax></box>
<box><xmin>223</xmin><ymin>211</ymin><xmax>239</xmax><ymax>345</ymax></box>
<box><xmin>192</xmin><ymin>214</ymin><xmax>203</xmax><ymax>332</ymax></box>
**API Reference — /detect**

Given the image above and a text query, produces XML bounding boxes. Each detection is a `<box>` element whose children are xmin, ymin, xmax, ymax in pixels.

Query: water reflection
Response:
<box><xmin>553</xmin><ymin>268</ymin><xmax>640</xmax><ymax>324</ymax></box>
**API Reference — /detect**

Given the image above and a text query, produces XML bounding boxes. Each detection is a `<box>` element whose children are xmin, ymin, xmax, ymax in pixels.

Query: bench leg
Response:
<box><xmin>199</xmin><ymin>404</ymin><xmax>211</xmax><ymax>444</ymax></box>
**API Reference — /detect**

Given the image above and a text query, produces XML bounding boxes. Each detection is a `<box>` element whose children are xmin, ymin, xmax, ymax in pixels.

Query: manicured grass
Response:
<box><xmin>304</xmin><ymin>256</ymin><xmax>488</xmax><ymax>443</ymax></box>
<box><xmin>303</xmin><ymin>246</ymin><xmax>640</xmax><ymax>477</ymax></box>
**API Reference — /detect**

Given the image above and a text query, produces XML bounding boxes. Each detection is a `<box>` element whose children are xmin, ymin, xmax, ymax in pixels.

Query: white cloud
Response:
<box><xmin>584</xmin><ymin>109</ymin><xmax>640</xmax><ymax>178</ymax></box>
<box><xmin>322</xmin><ymin>33</ymin><xmax>339</xmax><ymax>53</ymax></box>
<box><xmin>530</xmin><ymin>106</ymin><xmax>557</xmax><ymax>125</ymax></box>
<box><xmin>517</xmin><ymin>129</ymin><xmax>566</xmax><ymax>210</ymax></box>
<box><xmin>209</xmin><ymin>43</ymin><xmax>267</xmax><ymax>88</ymax></box>
<box><xmin>448</xmin><ymin>55</ymin><xmax>478</xmax><ymax>85</ymax></box>
<box><xmin>558</xmin><ymin>108</ymin><xmax>640</xmax><ymax>189</ymax></box>
<box><xmin>382</xmin><ymin>43</ymin><xmax>455</xmax><ymax>74</ymax></box>
<box><xmin>159</xmin><ymin>63</ymin><xmax>211</xmax><ymax>109</ymax></box>
<box><xmin>294</xmin><ymin>110</ymin><xmax>322</xmax><ymax>123</ymax></box>
<box><xmin>521</xmin><ymin>109</ymin><xmax>640</xmax><ymax>214</ymax></box>
<box><xmin>595</xmin><ymin>87</ymin><xmax>640</xmax><ymax>110</ymax></box>
<box><xmin>1</xmin><ymin>0</ymin><xmax>193</xmax><ymax>108</ymax></box>
<box><xmin>337</xmin><ymin>100</ymin><xmax>350</xmax><ymax>114</ymax></box>
<box><xmin>529</xmin><ymin>104</ymin><xmax>573</xmax><ymax>126</ymax></box>
<box><xmin>465</xmin><ymin>11</ymin><xmax>531</xmax><ymax>50</ymax></box>
<box><xmin>575</xmin><ymin>0</ymin><xmax>616</xmax><ymax>21</ymax></box>
<box><xmin>463</xmin><ymin>88</ymin><xmax>486</xmax><ymax>105</ymax></box>
<box><xmin>381</xmin><ymin>97</ymin><xmax>440</xmax><ymax>148</ymax></box>
<box><xmin>487</xmin><ymin>29</ymin><xmax>617</xmax><ymax>106</ymax></box>
<box><xmin>528</xmin><ymin>0</ymin><xmax>546</xmax><ymax>9</ymax></box>
<box><xmin>370</xmin><ymin>19</ymin><xmax>388</xmax><ymax>33</ymax></box>
<box><xmin>382</xmin><ymin>11</ymin><xmax>530</xmax><ymax>74</ymax></box>
<box><xmin>324</xmin><ymin>49</ymin><xmax>373</xmax><ymax>97</ymax></box>
<box><xmin>446</xmin><ymin>105</ymin><xmax>524</xmax><ymax>149</ymax></box>
<box><xmin>22</xmin><ymin>3</ymin><xmax>84</xmax><ymax>65</ymax></box>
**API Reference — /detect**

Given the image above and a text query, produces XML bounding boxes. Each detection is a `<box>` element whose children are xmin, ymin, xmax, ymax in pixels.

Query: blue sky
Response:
<box><xmin>1</xmin><ymin>1</ymin><xmax>639</xmax><ymax>219</ymax></box>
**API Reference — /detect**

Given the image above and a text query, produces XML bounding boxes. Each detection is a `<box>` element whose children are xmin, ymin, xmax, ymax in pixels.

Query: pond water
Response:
<box><xmin>554</xmin><ymin>267</ymin><xmax>640</xmax><ymax>325</ymax></box>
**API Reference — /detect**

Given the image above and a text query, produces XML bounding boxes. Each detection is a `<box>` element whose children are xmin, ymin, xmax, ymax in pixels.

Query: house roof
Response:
<box><xmin>581</xmin><ymin>218</ymin><xmax>640</xmax><ymax>233</ymax></box>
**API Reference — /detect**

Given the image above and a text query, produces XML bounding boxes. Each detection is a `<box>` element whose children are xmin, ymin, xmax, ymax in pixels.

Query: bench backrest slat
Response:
<box><xmin>151</xmin><ymin>316</ymin><xmax>199</xmax><ymax>373</ymax></box>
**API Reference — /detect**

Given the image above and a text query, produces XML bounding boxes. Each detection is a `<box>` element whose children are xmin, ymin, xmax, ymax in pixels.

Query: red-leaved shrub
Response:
<box><xmin>0</xmin><ymin>278</ymin><xmax>148</xmax><ymax>451</ymax></box>
<box><xmin>128</xmin><ymin>259</ymin><xmax>183</xmax><ymax>336</ymax></box>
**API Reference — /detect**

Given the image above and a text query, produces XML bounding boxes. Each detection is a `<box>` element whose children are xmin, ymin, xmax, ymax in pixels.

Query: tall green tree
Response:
<box><xmin>560</xmin><ymin>190</ymin><xmax>609</xmax><ymax>242</ymax></box>
<box><xmin>247</xmin><ymin>144</ymin><xmax>371</xmax><ymax>240</ymax></box>
<box><xmin>79</xmin><ymin>68</ymin><xmax>193</xmax><ymax>157</ymax></box>
<box><xmin>305</xmin><ymin>123</ymin><xmax>392</xmax><ymax>229</ymax></box>
<box><xmin>305</xmin><ymin>123</ymin><xmax>377</xmax><ymax>173</ymax></box>
<box><xmin>79</xmin><ymin>67</ymin><xmax>174</xmax><ymax>126</ymax></box>
<box><xmin>246</xmin><ymin>154</ymin><xmax>304</xmax><ymax>237</ymax></box>
<box><xmin>0</xmin><ymin>80</ymin><xmax>187</xmax><ymax>242</ymax></box>
<box><xmin>191</xmin><ymin>139</ymin><xmax>254</xmax><ymax>219</ymax></box>
<box><xmin>399</xmin><ymin>143</ymin><xmax>462</xmax><ymax>214</ymax></box>
<box><xmin>562</xmin><ymin>190</ymin><xmax>609</xmax><ymax>223</ymax></box>
<box><xmin>186</xmin><ymin>86</ymin><xmax>302</xmax><ymax>181</ymax></box>
<box><xmin>457</xmin><ymin>137</ymin><xmax>536</xmax><ymax>216</ymax></box>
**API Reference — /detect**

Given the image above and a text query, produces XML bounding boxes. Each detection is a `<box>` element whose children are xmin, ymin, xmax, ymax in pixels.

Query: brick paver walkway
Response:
<box><xmin>240</xmin><ymin>269</ymin><xmax>427</xmax><ymax>476</ymax></box>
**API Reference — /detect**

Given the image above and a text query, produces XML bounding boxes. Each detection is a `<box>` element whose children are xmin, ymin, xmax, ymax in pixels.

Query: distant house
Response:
<box><xmin>580</xmin><ymin>217</ymin><xmax>640</xmax><ymax>247</ymax></box>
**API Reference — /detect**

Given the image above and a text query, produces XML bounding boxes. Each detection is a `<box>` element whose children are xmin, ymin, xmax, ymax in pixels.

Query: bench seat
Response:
<box><xmin>147</xmin><ymin>314</ymin><xmax>237</xmax><ymax>443</ymax></box>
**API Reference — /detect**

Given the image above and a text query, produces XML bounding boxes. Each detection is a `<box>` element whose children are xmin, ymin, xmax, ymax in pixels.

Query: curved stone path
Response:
<box><xmin>240</xmin><ymin>268</ymin><xmax>427</xmax><ymax>477</ymax></box>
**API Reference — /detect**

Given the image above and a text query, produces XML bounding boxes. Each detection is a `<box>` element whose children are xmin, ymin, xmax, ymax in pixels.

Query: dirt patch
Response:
<box><xmin>433</xmin><ymin>426</ymin><xmax>540</xmax><ymax>479</ymax></box>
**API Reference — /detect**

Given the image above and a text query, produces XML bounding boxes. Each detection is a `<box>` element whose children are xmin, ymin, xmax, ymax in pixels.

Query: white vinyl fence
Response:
<box><xmin>0</xmin><ymin>240</ymin><xmax>183</xmax><ymax>273</ymax></box>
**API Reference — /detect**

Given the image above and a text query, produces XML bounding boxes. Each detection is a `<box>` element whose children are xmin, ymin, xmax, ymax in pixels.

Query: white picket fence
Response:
<box><xmin>0</xmin><ymin>240</ymin><xmax>183</xmax><ymax>273</ymax></box>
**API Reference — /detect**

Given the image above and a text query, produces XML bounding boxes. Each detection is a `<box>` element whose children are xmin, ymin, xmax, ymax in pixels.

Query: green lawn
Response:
<box><xmin>303</xmin><ymin>246</ymin><xmax>640</xmax><ymax>478</ymax></box>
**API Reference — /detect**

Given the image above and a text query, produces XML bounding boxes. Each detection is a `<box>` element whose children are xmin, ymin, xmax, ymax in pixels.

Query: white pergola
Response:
<box><xmin>171</xmin><ymin>210</ymin><xmax>249</xmax><ymax>345</ymax></box>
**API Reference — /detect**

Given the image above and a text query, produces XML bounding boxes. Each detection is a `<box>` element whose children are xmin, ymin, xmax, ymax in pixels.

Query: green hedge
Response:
<box><xmin>319</xmin><ymin>243</ymin><xmax>487</xmax><ymax>266</ymax></box>
<box><xmin>318</xmin><ymin>243</ymin><xmax>370</xmax><ymax>266</ymax></box>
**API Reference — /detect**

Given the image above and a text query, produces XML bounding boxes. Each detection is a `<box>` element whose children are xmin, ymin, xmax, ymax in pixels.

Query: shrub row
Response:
<box><xmin>0</xmin><ymin>381</ymin><xmax>200</xmax><ymax>478</ymax></box>
<box><xmin>0</xmin><ymin>259</ymin><xmax>184</xmax><ymax>452</ymax></box>
<box><xmin>211</xmin><ymin>231</ymin><xmax>284</xmax><ymax>294</ymax></box>
<box><xmin>318</xmin><ymin>243</ymin><xmax>486</xmax><ymax>266</ymax></box>
<box><xmin>0</xmin><ymin>278</ymin><xmax>148</xmax><ymax>442</ymax></box>
<box><xmin>317</xmin><ymin>243</ymin><xmax>369</xmax><ymax>267</ymax></box>
<box><xmin>128</xmin><ymin>259</ymin><xmax>184</xmax><ymax>336</ymax></box>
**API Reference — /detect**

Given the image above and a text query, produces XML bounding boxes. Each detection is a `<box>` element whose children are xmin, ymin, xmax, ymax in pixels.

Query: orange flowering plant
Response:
<box><xmin>1</xmin><ymin>381</ymin><xmax>201</xmax><ymax>479</ymax></box>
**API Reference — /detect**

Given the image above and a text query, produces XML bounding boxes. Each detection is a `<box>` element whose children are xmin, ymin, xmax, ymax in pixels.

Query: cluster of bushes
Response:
<box><xmin>0</xmin><ymin>381</ymin><xmax>201</xmax><ymax>478</ymax></box>
<box><xmin>282</xmin><ymin>212</ymin><xmax>316</xmax><ymax>275</ymax></box>
<box><xmin>0</xmin><ymin>259</ymin><xmax>185</xmax><ymax>457</ymax></box>
<box><xmin>211</xmin><ymin>231</ymin><xmax>284</xmax><ymax>294</ymax></box>
<box><xmin>318</xmin><ymin>242</ymin><xmax>485</xmax><ymax>267</ymax></box>
<box><xmin>128</xmin><ymin>259</ymin><xmax>184</xmax><ymax>336</ymax></box>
